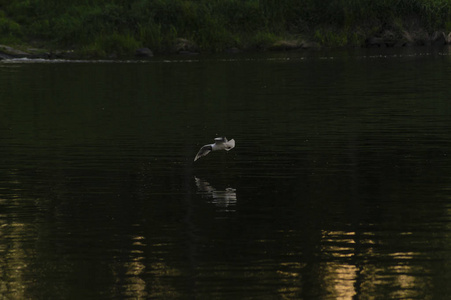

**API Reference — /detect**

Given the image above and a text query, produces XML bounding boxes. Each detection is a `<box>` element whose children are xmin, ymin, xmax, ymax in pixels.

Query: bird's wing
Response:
<box><xmin>214</xmin><ymin>137</ymin><xmax>226</xmax><ymax>144</ymax></box>
<box><xmin>224</xmin><ymin>139</ymin><xmax>235</xmax><ymax>151</ymax></box>
<box><xmin>194</xmin><ymin>145</ymin><xmax>212</xmax><ymax>161</ymax></box>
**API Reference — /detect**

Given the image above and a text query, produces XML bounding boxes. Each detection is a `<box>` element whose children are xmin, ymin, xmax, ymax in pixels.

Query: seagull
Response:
<box><xmin>194</xmin><ymin>137</ymin><xmax>235</xmax><ymax>161</ymax></box>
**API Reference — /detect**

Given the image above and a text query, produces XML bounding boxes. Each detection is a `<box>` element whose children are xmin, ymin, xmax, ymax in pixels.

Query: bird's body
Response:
<box><xmin>194</xmin><ymin>137</ymin><xmax>235</xmax><ymax>161</ymax></box>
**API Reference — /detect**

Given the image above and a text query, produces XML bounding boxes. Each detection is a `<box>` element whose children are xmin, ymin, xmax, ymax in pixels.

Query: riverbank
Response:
<box><xmin>1</xmin><ymin>31</ymin><xmax>450</xmax><ymax>61</ymax></box>
<box><xmin>1</xmin><ymin>0</ymin><xmax>451</xmax><ymax>59</ymax></box>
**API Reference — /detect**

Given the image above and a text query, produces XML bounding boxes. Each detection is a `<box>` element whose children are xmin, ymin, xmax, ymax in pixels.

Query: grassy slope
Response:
<box><xmin>0</xmin><ymin>0</ymin><xmax>450</xmax><ymax>56</ymax></box>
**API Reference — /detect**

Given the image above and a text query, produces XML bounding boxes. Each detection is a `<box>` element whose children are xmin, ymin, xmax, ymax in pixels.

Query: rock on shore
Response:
<box><xmin>365</xmin><ymin>30</ymin><xmax>451</xmax><ymax>48</ymax></box>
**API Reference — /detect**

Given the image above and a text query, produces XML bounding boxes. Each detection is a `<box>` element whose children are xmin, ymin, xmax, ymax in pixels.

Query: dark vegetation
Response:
<box><xmin>0</xmin><ymin>0</ymin><xmax>450</xmax><ymax>57</ymax></box>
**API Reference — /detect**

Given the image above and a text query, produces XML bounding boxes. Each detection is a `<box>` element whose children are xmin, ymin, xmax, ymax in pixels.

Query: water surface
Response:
<box><xmin>1</xmin><ymin>47</ymin><xmax>451</xmax><ymax>299</ymax></box>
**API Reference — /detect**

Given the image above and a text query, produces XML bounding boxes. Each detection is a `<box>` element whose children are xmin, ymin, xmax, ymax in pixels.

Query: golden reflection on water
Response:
<box><xmin>1</xmin><ymin>171</ymin><xmax>42</xmax><ymax>298</ymax></box>
<box><xmin>320</xmin><ymin>263</ymin><xmax>358</xmax><ymax>299</ymax></box>
<box><xmin>0</xmin><ymin>192</ymin><xmax>34</xmax><ymax>300</ymax></box>
<box><xmin>276</xmin><ymin>262</ymin><xmax>304</xmax><ymax>298</ymax></box>
<box><xmin>321</xmin><ymin>230</ymin><xmax>356</xmax><ymax>259</ymax></box>
<box><xmin>0</xmin><ymin>197</ymin><xmax>441</xmax><ymax>300</ymax></box>
<box><xmin>319</xmin><ymin>230</ymin><xmax>358</xmax><ymax>299</ymax></box>
<box><xmin>112</xmin><ymin>234</ymin><xmax>183</xmax><ymax>299</ymax></box>
<box><xmin>122</xmin><ymin>259</ymin><xmax>147</xmax><ymax>299</ymax></box>
<box><xmin>318</xmin><ymin>230</ymin><xmax>432</xmax><ymax>299</ymax></box>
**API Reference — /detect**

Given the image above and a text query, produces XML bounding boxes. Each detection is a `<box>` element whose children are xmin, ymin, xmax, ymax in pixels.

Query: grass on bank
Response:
<box><xmin>0</xmin><ymin>0</ymin><xmax>450</xmax><ymax>56</ymax></box>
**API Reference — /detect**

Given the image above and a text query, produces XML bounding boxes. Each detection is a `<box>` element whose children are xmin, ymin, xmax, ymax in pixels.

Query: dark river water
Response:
<box><xmin>1</xmin><ymin>47</ymin><xmax>451</xmax><ymax>299</ymax></box>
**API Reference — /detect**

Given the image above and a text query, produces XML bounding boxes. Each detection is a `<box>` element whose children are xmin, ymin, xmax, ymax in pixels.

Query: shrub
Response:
<box><xmin>0</xmin><ymin>13</ymin><xmax>22</xmax><ymax>42</ymax></box>
<box><xmin>2</xmin><ymin>0</ymin><xmax>451</xmax><ymax>54</ymax></box>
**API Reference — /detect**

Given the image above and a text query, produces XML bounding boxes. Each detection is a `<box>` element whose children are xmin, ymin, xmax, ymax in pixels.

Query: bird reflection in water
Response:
<box><xmin>194</xmin><ymin>177</ymin><xmax>237</xmax><ymax>212</ymax></box>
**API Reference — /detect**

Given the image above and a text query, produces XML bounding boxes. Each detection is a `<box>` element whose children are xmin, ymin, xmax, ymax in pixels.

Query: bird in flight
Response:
<box><xmin>194</xmin><ymin>137</ymin><xmax>235</xmax><ymax>161</ymax></box>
